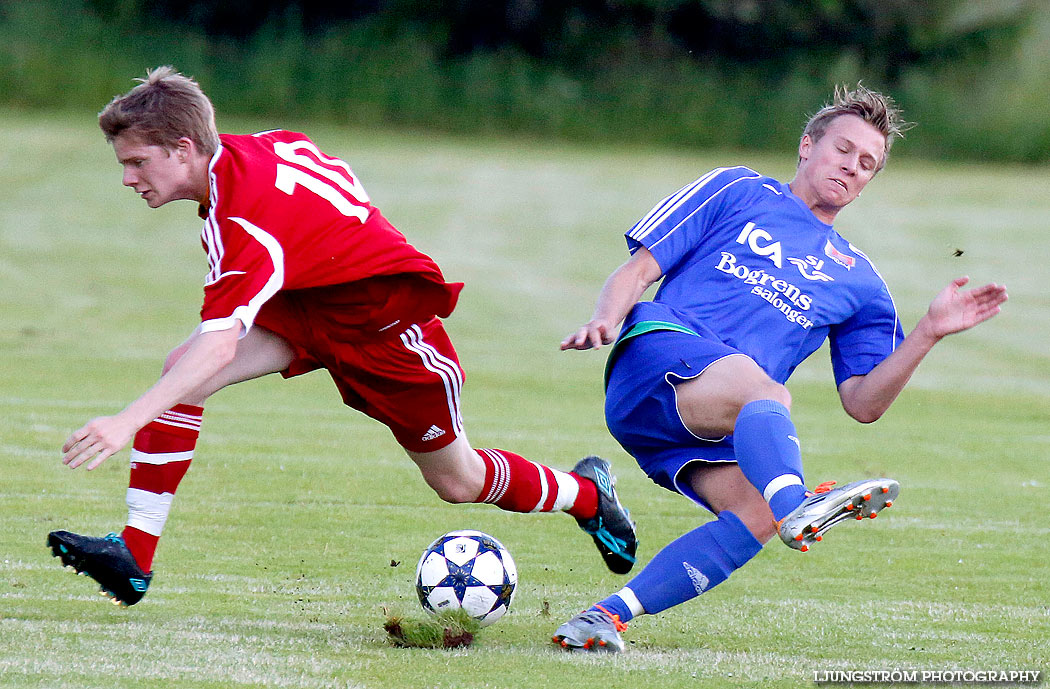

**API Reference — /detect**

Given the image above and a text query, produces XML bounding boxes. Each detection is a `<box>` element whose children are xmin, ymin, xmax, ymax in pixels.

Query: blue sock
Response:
<box><xmin>591</xmin><ymin>511</ymin><xmax>762</xmax><ymax>620</ymax></box>
<box><xmin>734</xmin><ymin>399</ymin><xmax>808</xmax><ymax>521</ymax></box>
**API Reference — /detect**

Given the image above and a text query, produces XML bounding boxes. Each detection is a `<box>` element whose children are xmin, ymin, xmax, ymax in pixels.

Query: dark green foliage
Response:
<box><xmin>2</xmin><ymin>0</ymin><xmax>1048</xmax><ymax>161</ymax></box>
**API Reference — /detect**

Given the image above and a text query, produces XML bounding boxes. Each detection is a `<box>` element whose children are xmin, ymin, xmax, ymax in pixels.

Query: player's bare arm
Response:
<box><xmin>837</xmin><ymin>276</ymin><xmax>1008</xmax><ymax>423</ymax></box>
<box><xmin>62</xmin><ymin>325</ymin><xmax>241</xmax><ymax>470</ymax></box>
<box><xmin>561</xmin><ymin>247</ymin><xmax>663</xmax><ymax>350</ymax></box>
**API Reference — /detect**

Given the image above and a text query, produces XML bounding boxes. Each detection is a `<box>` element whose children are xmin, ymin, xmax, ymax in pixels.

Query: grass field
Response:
<box><xmin>1</xmin><ymin>111</ymin><xmax>1048</xmax><ymax>688</ymax></box>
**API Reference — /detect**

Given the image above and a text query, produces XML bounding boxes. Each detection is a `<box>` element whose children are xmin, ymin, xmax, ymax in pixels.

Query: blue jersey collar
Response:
<box><xmin>779</xmin><ymin>180</ymin><xmax>835</xmax><ymax>230</ymax></box>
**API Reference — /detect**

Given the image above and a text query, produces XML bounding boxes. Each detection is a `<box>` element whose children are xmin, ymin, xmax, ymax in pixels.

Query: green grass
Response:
<box><xmin>1</xmin><ymin>111</ymin><xmax>1048</xmax><ymax>688</ymax></box>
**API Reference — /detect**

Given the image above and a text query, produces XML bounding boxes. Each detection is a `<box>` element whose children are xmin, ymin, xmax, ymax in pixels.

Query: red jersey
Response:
<box><xmin>198</xmin><ymin>130</ymin><xmax>461</xmax><ymax>335</ymax></box>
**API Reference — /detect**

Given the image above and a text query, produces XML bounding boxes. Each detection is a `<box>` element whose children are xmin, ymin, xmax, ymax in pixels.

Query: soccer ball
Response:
<box><xmin>415</xmin><ymin>530</ymin><xmax>517</xmax><ymax>627</ymax></box>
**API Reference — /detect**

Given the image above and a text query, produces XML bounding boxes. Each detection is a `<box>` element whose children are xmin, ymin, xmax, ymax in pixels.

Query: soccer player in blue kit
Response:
<box><xmin>553</xmin><ymin>85</ymin><xmax>1008</xmax><ymax>652</ymax></box>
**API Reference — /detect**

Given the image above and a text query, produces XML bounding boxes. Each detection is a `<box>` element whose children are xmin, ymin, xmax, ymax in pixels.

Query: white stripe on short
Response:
<box><xmin>400</xmin><ymin>324</ymin><xmax>464</xmax><ymax>435</ymax></box>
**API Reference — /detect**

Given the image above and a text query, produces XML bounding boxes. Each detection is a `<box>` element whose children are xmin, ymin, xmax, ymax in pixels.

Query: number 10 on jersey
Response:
<box><xmin>272</xmin><ymin>139</ymin><xmax>371</xmax><ymax>221</ymax></box>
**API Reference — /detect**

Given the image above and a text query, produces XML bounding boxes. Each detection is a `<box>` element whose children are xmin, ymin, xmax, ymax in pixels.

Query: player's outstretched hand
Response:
<box><xmin>561</xmin><ymin>321</ymin><xmax>615</xmax><ymax>350</ymax></box>
<box><xmin>62</xmin><ymin>415</ymin><xmax>137</xmax><ymax>471</ymax></box>
<box><xmin>924</xmin><ymin>276</ymin><xmax>1008</xmax><ymax>339</ymax></box>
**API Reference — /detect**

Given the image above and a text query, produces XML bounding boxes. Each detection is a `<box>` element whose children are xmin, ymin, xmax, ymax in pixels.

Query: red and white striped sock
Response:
<box><xmin>122</xmin><ymin>404</ymin><xmax>203</xmax><ymax>573</ymax></box>
<box><xmin>473</xmin><ymin>448</ymin><xmax>598</xmax><ymax>519</ymax></box>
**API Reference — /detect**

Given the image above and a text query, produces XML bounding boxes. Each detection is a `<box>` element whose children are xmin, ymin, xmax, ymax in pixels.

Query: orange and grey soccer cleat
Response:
<box><xmin>775</xmin><ymin>478</ymin><xmax>899</xmax><ymax>552</ymax></box>
<box><xmin>552</xmin><ymin>605</ymin><xmax>628</xmax><ymax>653</ymax></box>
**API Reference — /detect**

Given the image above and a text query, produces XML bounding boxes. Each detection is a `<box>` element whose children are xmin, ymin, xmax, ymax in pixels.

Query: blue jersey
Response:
<box><xmin>623</xmin><ymin>166</ymin><xmax>904</xmax><ymax>385</ymax></box>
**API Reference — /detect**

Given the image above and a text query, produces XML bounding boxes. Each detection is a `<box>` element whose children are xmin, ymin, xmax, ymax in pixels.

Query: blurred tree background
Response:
<box><xmin>1</xmin><ymin>0</ymin><xmax>1047</xmax><ymax>161</ymax></box>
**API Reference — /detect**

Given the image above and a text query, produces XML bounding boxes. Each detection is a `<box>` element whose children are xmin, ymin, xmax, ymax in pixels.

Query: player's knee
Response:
<box><xmin>428</xmin><ymin>475</ymin><xmax>483</xmax><ymax>504</ymax></box>
<box><xmin>748</xmin><ymin>515</ymin><xmax>777</xmax><ymax>544</ymax></box>
<box><xmin>713</xmin><ymin>485</ymin><xmax>781</xmax><ymax>541</ymax></box>
<box><xmin>721</xmin><ymin>495</ymin><xmax>776</xmax><ymax>543</ymax></box>
<box><xmin>420</xmin><ymin>460</ymin><xmax>485</xmax><ymax>504</ymax></box>
<box><xmin>750</xmin><ymin>381</ymin><xmax>791</xmax><ymax>412</ymax></box>
<box><xmin>410</xmin><ymin>439</ymin><xmax>486</xmax><ymax>504</ymax></box>
<box><xmin>770</xmin><ymin>381</ymin><xmax>792</xmax><ymax>409</ymax></box>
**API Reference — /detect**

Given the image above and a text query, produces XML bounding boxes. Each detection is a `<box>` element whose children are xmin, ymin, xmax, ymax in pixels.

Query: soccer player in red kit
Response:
<box><xmin>48</xmin><ymin>66</ymin><xmax>637</xmax><ymax>606</ymax></box>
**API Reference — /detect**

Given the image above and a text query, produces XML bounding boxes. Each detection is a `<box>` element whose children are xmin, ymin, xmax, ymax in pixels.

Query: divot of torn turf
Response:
<box><xmin>384</xmin><ymin>608</ymin><xmax>481</xmax><ymax>649</ymax></box>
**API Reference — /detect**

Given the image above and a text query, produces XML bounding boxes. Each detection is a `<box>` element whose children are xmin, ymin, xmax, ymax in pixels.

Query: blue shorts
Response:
<box><xmin>605</xmin><ymin>329</ymin><xmax>747</xmax><ymax>510</ymax></box>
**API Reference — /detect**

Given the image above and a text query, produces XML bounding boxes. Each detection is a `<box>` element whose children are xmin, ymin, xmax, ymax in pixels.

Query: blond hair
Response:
<box><xmin>99</xmin><ymin>66</ymin><xmax>220</xmax><ymax>157</ymax></box>
<box><xmin>802</xmin><ymin>84</ymin><xmax>911</xmax><ymax>171</ymax></box>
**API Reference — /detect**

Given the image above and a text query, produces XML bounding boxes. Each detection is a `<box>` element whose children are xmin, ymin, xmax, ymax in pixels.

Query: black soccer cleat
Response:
<box><xmin>572</xmin><ymin>456</ymin><xmax>638</xmax><ymax>574</ymax></box>
<box><xmin>47</xmin><ymin>531</ymin><xmax>152</xmax><ymax>606</ymax></box>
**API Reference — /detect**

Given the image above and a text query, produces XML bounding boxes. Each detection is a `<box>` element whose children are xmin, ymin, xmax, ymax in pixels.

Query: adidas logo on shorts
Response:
<box><xmin>421</xmin><ymin>425</ymin><xmax>446</xmax><ymax>442</ymax></box>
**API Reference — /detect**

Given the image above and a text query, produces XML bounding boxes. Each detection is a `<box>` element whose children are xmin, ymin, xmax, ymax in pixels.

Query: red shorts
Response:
<box><xmin>254</xmin><ymin>276</ymin><xmax>465</xmax><ymax>452</ymax></box>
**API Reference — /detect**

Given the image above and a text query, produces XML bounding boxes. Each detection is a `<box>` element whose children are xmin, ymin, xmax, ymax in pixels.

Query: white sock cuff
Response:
<box><xmin>130</xmin><ymin>449</ymin><xmax>195</xmax><ymax>466</ymax></box>
<box><xmin>615</xmin><ymin>586</ymin><xmax>646</xmax><ymax>617</ymax></box>
<box><xmin>762</xmin><ymin>474</ymin><xmax>804</xmax><ymax>503</ymax></box>
<box><xmin>126</xmin><ymin>488</ymin><xmax>174</xmax><ymax>537</ymax></box>
<box><xmin>549</xmin><ymin>468</ymin><xmax>580</xmax><ymax>512</ymax></box>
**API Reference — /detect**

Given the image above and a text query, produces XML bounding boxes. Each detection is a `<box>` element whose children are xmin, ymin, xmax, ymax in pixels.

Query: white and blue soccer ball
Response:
<box><xmin>415</xmin><ymin>530</ymin><xmax>517</xmax><ymax>627</ymax></box>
